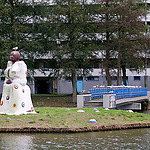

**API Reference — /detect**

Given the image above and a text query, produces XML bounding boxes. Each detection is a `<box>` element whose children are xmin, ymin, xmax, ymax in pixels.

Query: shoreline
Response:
<box><xmin>1</xmin><ymin>107</ymin><xmax>150</xmax><ymax>134</ymax></box>
<box><xmin>0</xmin><ymin>123</ymin><xmax>150</xmax><ymax>133</ymax></box>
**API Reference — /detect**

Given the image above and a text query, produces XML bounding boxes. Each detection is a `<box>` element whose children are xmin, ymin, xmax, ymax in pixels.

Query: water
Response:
<box><xmin>0</xmin><ymin>128</ymin><xmax>150</xmax><ymax>150</ymax></box>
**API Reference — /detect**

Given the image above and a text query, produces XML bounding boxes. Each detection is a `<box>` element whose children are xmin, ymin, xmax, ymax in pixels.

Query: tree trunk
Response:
<box><xmin>117</xmin><ymin>51</ymin><xmax>121</xmax><ymax>85</ymax></box>
<box><xmin>122</xmin><ymin>64</ymin><xmax>127</xmax><ymax>86</ymax></box>
<box><xmin>72</xmin><ymin>68</ymin><xmax>77</xmax><ymax>103</ymax></box>
<box><xmin>106</xmin><ymin>67</ymin><xmax>111</xmax><ymax>86</ymax></box>
<box><xmin>105</xmin><ymin>48</ymin><xmax>111</xmax><ymax>86</ymax></box>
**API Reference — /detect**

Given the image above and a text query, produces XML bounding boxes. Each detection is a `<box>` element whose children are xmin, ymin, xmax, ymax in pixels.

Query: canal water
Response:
<box><xmin>0</xmin><ymin>128</ymin><xmax>150</xmax><ymax>150</ymax></box>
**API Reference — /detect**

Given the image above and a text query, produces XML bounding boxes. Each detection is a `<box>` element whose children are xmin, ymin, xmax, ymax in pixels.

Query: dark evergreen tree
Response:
<box><xmin>44</xmin><ymin>0</ymin><xmax>97</xmax><ymax>102</ymax></box>
<box><xmin>0</xmin><ymin>0</ymin><xmax>47</xmax><ymax>71</ymax></box>
<box><xmin>94</xmin><ymin>0</ymin><xmax>150</xmax><ymax>85</ymax></box>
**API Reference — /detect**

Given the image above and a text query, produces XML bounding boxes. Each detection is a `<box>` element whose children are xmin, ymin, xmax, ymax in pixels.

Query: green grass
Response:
<box><xmin>31</xmin><ymin>95</ymin><xmax>75</xmax><ymax>107</ymax></box>
<box><xmin>0</xmin><ymin>94</ymin><xmax>75</xmax><ymax>108</ymax></box>
<box><xmin>0</xmin><ymin>107</ymin><xmax>150</xmax><ymax>129</ymax></box>
<box><xmin>29</xmin><ymin>120</ymin><xmax>36</xmax><ymax>124</ymax></box>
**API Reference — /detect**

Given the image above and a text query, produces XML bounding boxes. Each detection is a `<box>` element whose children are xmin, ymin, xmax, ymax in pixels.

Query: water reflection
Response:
<box><xmin>0</xmin><ymin>134</ymin><xmax>34</xmax><ymax>150</ymax></box>
<box><xmin>0</xmin><ymin>129</ymin><xmax>150</xmax><ymax>150</ymax></box>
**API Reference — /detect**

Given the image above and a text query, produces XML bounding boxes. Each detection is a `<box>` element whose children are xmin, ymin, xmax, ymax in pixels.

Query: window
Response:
<box><xmin>86</xmin><ymin>76</ymin><xmax>99</xmax><ymax>81</ymax></box>
<box><xmin>77</xmin><ymin>77</ymin><xmax>83</xmax><ymax>80</ymax></box>
<box><xmin>133</xmin><ymin>76</ymin><xmax>141</xmax><ymax>81</ymax></box>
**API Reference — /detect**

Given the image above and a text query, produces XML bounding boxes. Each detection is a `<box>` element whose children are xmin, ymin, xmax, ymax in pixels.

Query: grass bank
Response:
<box><xmin>0</xmin><ymin>107</ymin><xmax>150</xmax><ymax>133</ymax></box>
<box><xmin>31</xmin><ymin>94</ymin><xmax>76</xmax><ymax>107</ymax></box>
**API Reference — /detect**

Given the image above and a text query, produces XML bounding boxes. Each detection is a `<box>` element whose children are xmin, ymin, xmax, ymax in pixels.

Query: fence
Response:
<box><xmin>89</xmin><ymin>87</ymin><xmax>147</xmax><ymax>100</ymax></box>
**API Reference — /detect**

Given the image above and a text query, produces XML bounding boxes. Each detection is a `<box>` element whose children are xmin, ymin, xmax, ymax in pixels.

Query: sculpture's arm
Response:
<box><xmin>17</xmin><ymin>61</ymin><xmax>27</xmax><ymax>86</ymax></box>
<box><xmin>4</xmin><ymin>61</ymin><xmax>12</xmax><ymax>84</ymax></box>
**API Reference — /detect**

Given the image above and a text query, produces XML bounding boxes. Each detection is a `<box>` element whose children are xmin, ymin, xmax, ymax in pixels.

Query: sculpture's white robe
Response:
<box><xmin>0</xmin><ymin>61</ymin><xmax>36</xmax><ymax>115</ymax></box>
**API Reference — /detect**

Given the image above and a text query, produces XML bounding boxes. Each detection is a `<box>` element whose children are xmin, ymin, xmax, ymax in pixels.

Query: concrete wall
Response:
<box><xmin>57</xmin><ymin>76</ymin><xmax>107</xmax><ymax>94</ymax></box>
<box><xmin>57</xmin><ymin>76</ymin><xmax>149</xmax><ymax>94</ymax></box>
<box><xmin>128</xmin><ymin>76</ymin><xmax>145</xmax><ymax>87</ymax></box>
<box><xmin>83</xmin><ymin>76</ymin><xmax>107</xmax><ymax>93</ymax></box>
<box><xmin>57</xmin><ymin>79</ymin><xmax>73</xmax><ymax>94</ymax></box>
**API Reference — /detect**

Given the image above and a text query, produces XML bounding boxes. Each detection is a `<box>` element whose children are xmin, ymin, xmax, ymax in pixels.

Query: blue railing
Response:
<box><xmin>89</xmin><ymin>87</ymin><xmax>147</xmax><ymax>100</ymax></box>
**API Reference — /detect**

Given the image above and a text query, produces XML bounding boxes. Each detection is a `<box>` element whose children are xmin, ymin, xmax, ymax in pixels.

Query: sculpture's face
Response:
<box><xmin>10</xmin><ymin>51</ymin><xmax>20</xmax><ymax>62</ymax></box>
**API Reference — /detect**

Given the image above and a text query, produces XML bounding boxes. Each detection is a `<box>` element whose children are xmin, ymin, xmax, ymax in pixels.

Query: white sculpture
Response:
<box><xmin>0</xmin><ymin>51</ymin><xmax>36</xmax><ymax>115</ymax></box>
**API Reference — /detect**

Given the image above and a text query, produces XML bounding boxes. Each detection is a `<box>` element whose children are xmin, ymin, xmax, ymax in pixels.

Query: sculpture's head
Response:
<box><xmin>10</xmin><ymin>51</ymin><xmax>20</xmax><ymax>62</ymax></box>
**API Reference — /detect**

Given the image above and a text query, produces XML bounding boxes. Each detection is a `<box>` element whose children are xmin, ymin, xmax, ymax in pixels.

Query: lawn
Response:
<box><xmin>0</xmin><ymin>107</ymin><xmax>150</xmax><ymax>131</ymax></box>
<box><xmin>0</xmin><ymin>94</ymin><xmax>150</xmax><ymax>132</ymax></box>
<box><xmin>31</xmin><ymin>94</ymin><xmax>76</xmax><ymax>107</ymax></box>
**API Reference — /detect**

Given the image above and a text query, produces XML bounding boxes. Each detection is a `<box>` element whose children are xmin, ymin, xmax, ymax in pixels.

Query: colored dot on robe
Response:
<box><xmin>21</xmin><ymin>102</ymin><xmax>25</xmax><ymax>108</ymax></box>
<box><xmin>13</xmin><ymin>103</ymin><xmax>17</xmax><ymax>108</ymax></box>
<box><xmin>22</xmin><ymin>89</ymin><xmax>25</xmax><ymax>93</ymax></box>
<box><xmin>6</xmin><ymin>96</ymin><xmax>10</xmax><ymax>100</ymax></box>
<box><xmin>0</xmin><ymin>101</ymin><xmax>3</xmax><ymax>106</ymax></box>
<box><xmin>14</xmin><ymin>84</ymin><xmax>19</xmax><ymax>89</ymax></box>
